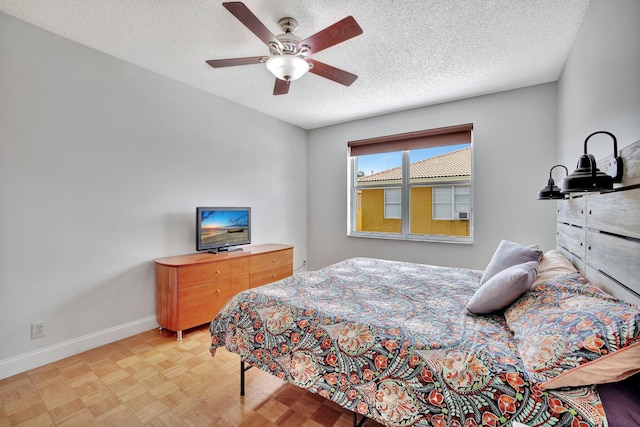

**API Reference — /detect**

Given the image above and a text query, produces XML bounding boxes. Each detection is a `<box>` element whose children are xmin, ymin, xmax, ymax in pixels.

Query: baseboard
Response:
<box><xmin>0</xmin><ymin>316</ymin><xmax>159</xmax><ymax>381</ymax></box>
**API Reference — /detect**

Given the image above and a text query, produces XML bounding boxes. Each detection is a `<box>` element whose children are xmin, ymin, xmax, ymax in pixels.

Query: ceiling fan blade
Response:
<box><xmin>223</xmin><ymin>2</ymin><xmax>283</xmax><ymax>50</ymax></box>
<box><xmin>273</xmin><ymin>78</ymin><xmax>290</xmax><ymax>95</ymax></box>
<box><xmin>296</xmin><ymin>16</ymin><xmax>363</xmax><ymax>55</ymax></box>
<box><xmin>307</xmin><ymin>59</ymin><xmax>358</xmax><ymax>86</ymax></box>
<box><xmin>206</xmin><ymin>56</ymin><xmax>267</xmax><ymax>68</ymax></box>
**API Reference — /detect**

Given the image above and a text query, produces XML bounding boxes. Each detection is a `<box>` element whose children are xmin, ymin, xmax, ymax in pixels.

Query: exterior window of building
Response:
<box><xmin>384</xmin><ymin>188</ymin><xmax>401</xmax><ymax>219</ymax></box>
<box><xmin>432</xmin><ymin>186</ymin><xmax>470</xmax><ymax>220</ymax></box>
<box><xmin>348</xmin><ymin>124</ymin><xmax>473</xmax><ymax>243</ymax></box>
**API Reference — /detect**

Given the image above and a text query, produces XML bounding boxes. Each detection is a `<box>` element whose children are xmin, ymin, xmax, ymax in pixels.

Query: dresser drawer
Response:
<box><xmin>178</xmin><ymin>275</ymin><xmax>248</xmax><ymax>310</ymax></box>
<box><xmin>177</xmin><ymin>275</ymin><xmax>249</xmax><ymax>329</ymax></box>
<box><xmin>250</xmin><ymin>263</ymin><xmax>293</xmax><ymax>287</ymax></box>
<box><xmin>250</xmin><ymin>248</ymin><xmax>293</xmax><ymax>273</ymax></box>
<box><xmin>177</xmin><ymin>258</ymin><xmax>249</xmax><ymax>288</ymax></box>
<box><xmin>178</xmin><ymin>305</ymin><xmax>219</xmax><ymax>331</ymax></box>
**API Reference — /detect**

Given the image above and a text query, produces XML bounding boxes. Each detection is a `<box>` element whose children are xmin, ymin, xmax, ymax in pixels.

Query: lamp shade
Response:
<box><xmin>560</xmin><ymin>154</ymin><xmax>614</xmax><ymax>193</ymax></box>
<box><xmin>266</xmin><ymin>55</ymin><xmax>310</xmax><ymax>81</ymax></box>
<box><xmin>538</xmin><ymin>164</ymin><xmax>568</xmax><ymax>200</ymax></box>
<box><xmin>560</xmin><ymin>131</ymin><xmax>622</xmax><ymax>194</ymax></box>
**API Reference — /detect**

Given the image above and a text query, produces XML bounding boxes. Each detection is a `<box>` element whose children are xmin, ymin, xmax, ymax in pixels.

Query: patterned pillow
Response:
<box><xmin>505</xmin><ymin>272</ymin><xmax>640</xmax><ymax>390</ymax></box>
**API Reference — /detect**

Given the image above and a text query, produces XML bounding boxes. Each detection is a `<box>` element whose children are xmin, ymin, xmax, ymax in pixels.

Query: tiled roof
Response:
<box><xmin>358</xmin><ymin>147</ymin><xmax>471</xmax><ymax>182</ymax></box>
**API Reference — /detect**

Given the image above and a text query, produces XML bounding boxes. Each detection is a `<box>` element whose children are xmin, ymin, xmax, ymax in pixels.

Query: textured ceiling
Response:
<box><xmin>0</xmin><ymin>1</ymin><xmax>590</xmax><ymax>130</ymax></box>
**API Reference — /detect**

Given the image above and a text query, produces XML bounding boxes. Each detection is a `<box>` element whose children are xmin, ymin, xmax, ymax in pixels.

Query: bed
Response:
<box><xmin>210</xmin><ymin>140</ymin><xmax>640</xmax><ymax>427</ymax></box>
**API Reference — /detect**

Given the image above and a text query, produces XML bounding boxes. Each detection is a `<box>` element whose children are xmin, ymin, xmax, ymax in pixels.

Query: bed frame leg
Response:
<box><xmin>240</xmin><ymin>360</ymin><xmax>253</xmax><ymax>396</ymax></box>
<box><xmin>240</xmin><ymin>360</ymin><xmax>245</xmax><ymax>396</ymax></box>
<box><xmin>353</xmin><ymin>412</ymin><xmax>367</xmax><ymax>427</ymax></box>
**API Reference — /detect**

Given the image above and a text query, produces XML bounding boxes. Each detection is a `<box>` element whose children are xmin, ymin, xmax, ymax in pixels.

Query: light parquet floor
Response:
<box><xmin>0</xmin><ymin>325</ymin><xmax>385</xmax><ymax>427</ymax></box>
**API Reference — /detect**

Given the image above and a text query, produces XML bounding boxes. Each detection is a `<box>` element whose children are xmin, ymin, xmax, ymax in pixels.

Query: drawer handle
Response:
<box><xmin>272</xmin><ymin>258</ymin><xmax>277</xmax><ymax>263</ymax></box>
<box><xmin>216</xmin><ymin>289</ymin><xmax>221</xmax><ymax>294</ymax></box>
<box><xmin>272</xmin><ymin>274</ymin><xmax>277</xmax><ymax>279</ymax></box>
<box><xmin>216</xmin><ymin>270</ymin><xmax>221</xmax><ymax>274</ymax></box>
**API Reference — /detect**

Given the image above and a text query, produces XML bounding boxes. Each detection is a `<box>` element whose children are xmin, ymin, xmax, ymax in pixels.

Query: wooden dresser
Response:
<box><xmin>155</xmin><ymin>243</ymin><xmax>293</xmax><ymax>339</ymax></box>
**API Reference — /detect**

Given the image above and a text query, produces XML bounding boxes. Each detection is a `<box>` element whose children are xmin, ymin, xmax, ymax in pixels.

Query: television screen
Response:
<box><xmin>196</xmin><ymin>207</ymin><xmax>251</xmax><ymax>253</ymax></box>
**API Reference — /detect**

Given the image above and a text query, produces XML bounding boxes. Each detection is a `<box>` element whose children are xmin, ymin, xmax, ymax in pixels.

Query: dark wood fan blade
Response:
<box><xmin>273</xmin><ymin>78</ymin><xmax>290</xmax><ymax>95</ymax></box>
<box><xmin>223</xmin><ymin>2</ymin><xmax>282</xmax><ymax>49</ymax></box>
<box><xmin>296</xmin><ymin>16</ymin><xmax>363</xmax><ymax>55</ymax></box>
<box><xmin>206</xmin><ymin>56</ymin><xmax>267</xmax><ymax>68</ymax></box>
<box><xmin>307</xmin><ymin>59</ymin><xmax>358</xmax><ymax>86</ymax></box>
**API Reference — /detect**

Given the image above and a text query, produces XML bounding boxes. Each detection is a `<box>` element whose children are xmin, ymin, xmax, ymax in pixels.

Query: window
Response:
<box><xmin>432</xmin><ymin>186</ymin><xmax>470</xmax><ymax>220</ymax></box>
<box><xmin>348</xmin><ymin>124</ymin><xmax>473</xmax><ymax>243</ymax></box>
<box><xmin>384</xmin><ymin>189</ymin><xmax>401</xmax><ymax>219</ymax></box>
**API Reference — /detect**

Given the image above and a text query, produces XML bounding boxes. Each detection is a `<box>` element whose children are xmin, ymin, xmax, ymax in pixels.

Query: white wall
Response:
<box><xmin>0</xmin><ymin>13</ymin><xmax>307</xmax><ymax>378</ymax></box>
<box><xmin>307</xmin><ymin>83</ymin><xmax>559</xmax><ymax>271</ymax></box>
<box><xmin>558</xmin><ymin>0</ymin><xmax>640</xmax><ymax>164</ymax></box>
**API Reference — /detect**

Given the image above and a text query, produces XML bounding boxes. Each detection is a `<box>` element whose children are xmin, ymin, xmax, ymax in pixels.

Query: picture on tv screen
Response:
<box><xmin>197</xmin><ymin>207</ymin><xmax>250</xmax><ymax>251</ymax></box>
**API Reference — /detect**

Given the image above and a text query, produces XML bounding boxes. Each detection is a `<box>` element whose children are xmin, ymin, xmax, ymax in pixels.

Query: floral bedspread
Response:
<box><xmin>210</xmin><ymin>257</ymin><xmax>606</xmax><ymax>427</ymax></box>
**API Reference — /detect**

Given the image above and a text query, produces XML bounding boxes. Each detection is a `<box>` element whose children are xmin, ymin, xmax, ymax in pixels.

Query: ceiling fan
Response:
<box><xmin>205</xmin><ymin>2</ymin><xmax>363</xmax><ymax>95</ymax></box>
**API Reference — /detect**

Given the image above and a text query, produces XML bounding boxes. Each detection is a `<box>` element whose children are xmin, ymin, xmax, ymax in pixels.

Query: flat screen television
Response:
<box><xmin>196</xmin><ymin>207</ymin><xmax>251</xmax><ymax>253</ymax></box>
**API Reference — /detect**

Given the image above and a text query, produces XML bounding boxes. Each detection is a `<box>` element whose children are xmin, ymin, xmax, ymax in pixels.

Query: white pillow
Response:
<box><xmin>467</xmin><ymin>261</ymin><xmax>538</xmax><ymax>315</ymax></box>
<box><xmin>481</xmin><ymin>240</ymin><xmax>542</xmax><ymax>285</ymax></box>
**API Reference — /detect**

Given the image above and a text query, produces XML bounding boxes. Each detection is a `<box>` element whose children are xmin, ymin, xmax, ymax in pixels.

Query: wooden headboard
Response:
<box><xmin>556</xmin><ymin>139</ymin><xmax>640</xmax><ymax>307</ymax></box>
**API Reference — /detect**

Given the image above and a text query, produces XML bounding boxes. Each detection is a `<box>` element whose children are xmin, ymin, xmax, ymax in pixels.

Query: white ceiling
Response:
<box><xmin>1</xmin><ymin>1</ymin><xmax>590</xmax><ymax>130</ymax></box>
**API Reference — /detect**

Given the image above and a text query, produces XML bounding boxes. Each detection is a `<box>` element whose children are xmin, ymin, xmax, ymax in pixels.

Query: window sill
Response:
<box><xmin>347</xmin><ymin>231</ymin><xmax>473</xmax><ymax>244</ymax></box>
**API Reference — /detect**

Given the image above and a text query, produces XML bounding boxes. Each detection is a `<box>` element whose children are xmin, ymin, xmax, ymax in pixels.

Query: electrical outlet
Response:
<box><xmin>31</xmin><ymin>321</ymin><xmax>46</xmax><ymax>339</ymax></box>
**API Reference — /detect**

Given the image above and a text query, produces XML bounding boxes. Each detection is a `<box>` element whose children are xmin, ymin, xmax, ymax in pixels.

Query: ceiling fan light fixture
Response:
<box><xmin>208</xmin><ymin>3</ymin><xmax>363</xmax><ymax>95</ymax></box>
<box><xmin>266</xmin><ymin>55</ymin><xmax>309</xmax><ymax>81</ymax></box>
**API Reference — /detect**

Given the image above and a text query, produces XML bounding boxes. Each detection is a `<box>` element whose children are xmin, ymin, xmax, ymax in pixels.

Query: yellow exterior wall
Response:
<box><xmin>410</xmin><ymin>187</ymin><xmax>469</xmax><ymax>236</ymax></box>
<box><xmin>358</xmin><ymin>189</ymin><xmax>401</xmax><ymax>233</ymax></box>
<box><xmin>356</xmin><ymin>187</ymin><xmax>469</xmax><ymax>236</ymax></box>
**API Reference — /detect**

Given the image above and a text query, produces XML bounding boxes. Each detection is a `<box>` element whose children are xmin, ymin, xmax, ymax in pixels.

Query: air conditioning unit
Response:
<box><xmin>456</xmin><ymin>211</ymin><xmax>469</xmax><ymax>220</ymax></box>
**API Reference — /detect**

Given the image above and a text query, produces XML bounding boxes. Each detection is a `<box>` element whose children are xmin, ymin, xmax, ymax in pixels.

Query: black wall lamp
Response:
<box><xmin>538</xmin><ymin>165</ymin><xmax>569</xmax><ymax>200</ymax></box>
<box><xmin>560</xmin><ymin>131</ymin><xmax>624</xmax><ymax>194</ymax></box>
